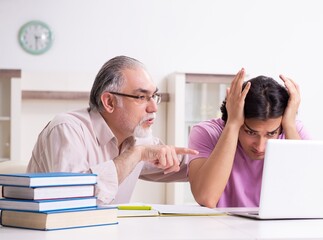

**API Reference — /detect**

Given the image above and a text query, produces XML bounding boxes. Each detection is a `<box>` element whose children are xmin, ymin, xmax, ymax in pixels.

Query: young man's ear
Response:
<box><xmin>101</xmin><ymin>92</ymin><xmax>115</xmax><ymax>113</ymax></box>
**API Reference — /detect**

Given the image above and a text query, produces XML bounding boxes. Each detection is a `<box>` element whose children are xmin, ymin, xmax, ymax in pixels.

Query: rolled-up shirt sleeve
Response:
<box><xmin>139</xmin><ymin>154</ymin><xmax>189</xmax><ymax>182</ymax></box>
<box><xmin>90</xmin><ymin>161</ymin><xmax>118</xmax><ymax>205</ymax></box>
<box><xmin>137</xmin><ymin>137</ymin><xmax>190</xmax><ymax>182</ymax></box>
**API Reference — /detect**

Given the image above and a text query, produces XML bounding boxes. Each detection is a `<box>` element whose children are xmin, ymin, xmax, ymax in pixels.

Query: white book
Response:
<box><xmin>2</xmin><ymin>185</ymin><xmax>95</xmax><ymax>200</ymax></box>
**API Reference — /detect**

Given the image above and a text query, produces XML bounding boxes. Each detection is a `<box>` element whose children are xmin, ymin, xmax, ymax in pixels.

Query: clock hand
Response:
<box><xmin>34</xmin><ymin>35</ymin><xmax>40</xmax><ymax>50</ymax></box>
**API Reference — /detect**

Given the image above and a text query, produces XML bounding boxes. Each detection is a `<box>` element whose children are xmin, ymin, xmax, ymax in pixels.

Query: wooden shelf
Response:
<box><xmin>22</xmin><ymin>91</ymin><xmax>89</xmax><ymax>100</ymax></box>
<box><xmin>0</xmin><ymin>117</ymin><xmax>10</xmax><ymax>121</ymax></box>
<box><xmin>22</xmin><ymin>90</ymin><xmax>169</xmax><ymax>102</ymax></box>
<box><xmin>0</xmin><ymin>69</ymin><xmax>170</xmax><ymax>102</ymax></box>
<box><xmin>0</xmin><ymin>69</ymin><xmax>21</xmax><ymax>78</ymax></box>
<box><xmin>185</xmin><ymin>73</ymin><xmax>235</xmax><ymax>83</ymax></box>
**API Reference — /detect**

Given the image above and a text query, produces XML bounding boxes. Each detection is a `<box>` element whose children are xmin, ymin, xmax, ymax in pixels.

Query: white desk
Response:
<box><xmin>2</xmin><ymin>213</ymin><xmax>323</xmax><ymax>239</ymax></box>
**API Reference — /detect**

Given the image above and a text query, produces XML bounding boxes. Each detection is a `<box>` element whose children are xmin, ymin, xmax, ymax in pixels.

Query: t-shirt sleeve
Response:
<box><xmin>296</xmin><ymin>120</ymin><xmax>311</xmax><ymax>140</ymax></box>
<box><xmin>188</xmin><ymin>120</ymin><xmax>223</xmax><ymax>163</ymax></box>
<box><xmin>279</xmin><ymin>120</ymin><xmax>312</xmax><ymax>140</ymax></box>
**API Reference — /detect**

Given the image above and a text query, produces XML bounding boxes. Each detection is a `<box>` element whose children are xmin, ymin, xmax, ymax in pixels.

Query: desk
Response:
<box><xmin>2</xmin><ymin>213</ymin><xmax>323</xmax><ymax>239</ymax></box>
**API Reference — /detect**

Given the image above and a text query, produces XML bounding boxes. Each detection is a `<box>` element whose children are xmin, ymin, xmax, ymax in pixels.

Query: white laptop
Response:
<box><xmin>230</xmin><ymin>139</ymin><xmax>323</xmax><ymax>219</ymax></box>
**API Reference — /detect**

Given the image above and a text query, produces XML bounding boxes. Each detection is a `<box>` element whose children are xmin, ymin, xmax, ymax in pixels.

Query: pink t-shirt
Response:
<box><xmin>188</xmin><ymin>118</ymin><xmax>311</xmax><ymax>207</ymax></box>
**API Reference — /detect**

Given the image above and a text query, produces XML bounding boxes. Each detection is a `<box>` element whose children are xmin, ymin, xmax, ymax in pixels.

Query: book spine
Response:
<box><xmin>0</xmin><ymin>222</ymin><xmax>118</xmax><ymax>231</ymax></box>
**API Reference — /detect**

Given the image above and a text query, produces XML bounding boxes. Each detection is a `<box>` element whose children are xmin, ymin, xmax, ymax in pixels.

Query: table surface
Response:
<box><xmin>2</xmin><ymin>208</ymin><xmax>323</xmax><ymax>239</ymax></box>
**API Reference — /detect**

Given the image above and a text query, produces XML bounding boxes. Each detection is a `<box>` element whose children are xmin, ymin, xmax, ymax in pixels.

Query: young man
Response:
<box><xmin>188</xmin><ymin>68</ymin><xmax>310</xmax><ymax>208</ymax></box>
<box><xmin>27</xmin><ymin>56</ymin><xmax>198</xmax><ymax>204</ymax></box>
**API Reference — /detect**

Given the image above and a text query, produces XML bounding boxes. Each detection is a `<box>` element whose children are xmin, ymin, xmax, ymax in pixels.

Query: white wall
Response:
<box><xmin>1</xmin><ymin>0</ymin><xmax>323</xmax><ymax>202</ymax></box>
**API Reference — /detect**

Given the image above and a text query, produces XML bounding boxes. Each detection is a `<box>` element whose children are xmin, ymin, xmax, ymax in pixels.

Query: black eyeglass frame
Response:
<box><xmin>109</xmin><ymin>91</ymin><xmax>162</xmax><ymax>104</ymax></box>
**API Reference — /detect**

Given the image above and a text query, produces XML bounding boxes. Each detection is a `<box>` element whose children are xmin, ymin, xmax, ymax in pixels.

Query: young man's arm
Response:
<box><xmin>188</xmin><ymin>123</ymin><xmax>241</xmax><ymax>208</ymax></box>
<box><xmin>280</xmin><ymin>75</ymin><xmax>301</xmax><ymax>139</ymax></box>
<box><xmin>188</xmin><ymin>69</ymin><xmax>250</xmax><ymax>208</ymax></box>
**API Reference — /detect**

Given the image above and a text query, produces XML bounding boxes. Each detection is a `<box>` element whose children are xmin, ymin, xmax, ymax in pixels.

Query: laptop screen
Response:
<box><xmin>258</xmin><ymin>139</ymin><xmax>323</xmax><ymax>219</ymax></box>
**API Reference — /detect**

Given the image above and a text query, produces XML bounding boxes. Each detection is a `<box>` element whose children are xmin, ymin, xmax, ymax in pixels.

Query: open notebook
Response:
<box><xmin>230</xmin><ymin>139</ymin><xmax>323</xmax><ymax>220</ymax></box>
<box><xmin>114</xmin><ymin>203</ymin><xmax>224</xmax><ymax>217</ymax></box>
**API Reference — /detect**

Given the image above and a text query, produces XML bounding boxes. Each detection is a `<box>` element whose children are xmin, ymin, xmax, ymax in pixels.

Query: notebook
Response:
<box><xmin>229</xmin><ymin>139</ymin><xmax>323</xmax><ymax>220</ymax></box>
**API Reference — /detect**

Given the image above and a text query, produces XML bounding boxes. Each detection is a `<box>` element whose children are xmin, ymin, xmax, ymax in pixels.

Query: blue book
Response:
<box><xmin>0</xmin><ymin>206</ymin><xmax>118</xmax><ymax>231</ymax></box>
<box><xmin>0</xmin><ymin>197</ymin><xmax>97</xmax><ymax>211</ymax></box>
<box><xmin>0</xmin><ymin>172</ymin><xmax>97</xmax><ymax>187</ymax></box>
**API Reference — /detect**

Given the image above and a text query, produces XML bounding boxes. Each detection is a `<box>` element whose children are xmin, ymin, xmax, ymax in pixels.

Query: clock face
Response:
<box><xmin>18</xmin><ymin>20</ymin><xmax>53</xmax><ymax>55</ymax></box>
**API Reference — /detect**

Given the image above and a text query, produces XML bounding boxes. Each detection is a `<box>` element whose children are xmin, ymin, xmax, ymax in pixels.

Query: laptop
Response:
<box><xmin>229</xmin><ymin>139</ymin><xmax>323</xmax><ymax>219</ymax></box>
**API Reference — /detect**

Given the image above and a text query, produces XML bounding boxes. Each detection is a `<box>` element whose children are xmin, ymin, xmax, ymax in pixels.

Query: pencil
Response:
<box><xmin>117</xmin><ymin>205</ymin><xmax>152</xmax><ymax>210</ymax></box>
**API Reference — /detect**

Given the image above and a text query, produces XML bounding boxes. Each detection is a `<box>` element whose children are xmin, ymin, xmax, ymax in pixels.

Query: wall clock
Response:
<box><xmin>18</xmin><ymin>20</ymin><xmax>53</xmax><ymax>55</ymax></box>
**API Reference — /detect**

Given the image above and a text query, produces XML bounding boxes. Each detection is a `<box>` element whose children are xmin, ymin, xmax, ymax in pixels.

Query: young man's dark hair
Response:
<box><xmin>220</xmin><ymin>76</ymin><xmax>289</xmax><ymax>122</ymax></box>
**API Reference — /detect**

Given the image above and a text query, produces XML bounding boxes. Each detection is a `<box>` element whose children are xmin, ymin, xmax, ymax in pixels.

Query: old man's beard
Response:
<box><xmin>133</xmin><ymin>113</ymin><xmax>156</xmax><ymax>138</ymax></box>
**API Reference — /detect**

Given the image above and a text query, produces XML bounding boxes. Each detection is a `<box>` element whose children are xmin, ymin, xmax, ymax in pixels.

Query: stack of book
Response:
<box><xmin>0</xmin><ymin>172</ymin><xmax>118</xmax><ymax>230</ymax></box>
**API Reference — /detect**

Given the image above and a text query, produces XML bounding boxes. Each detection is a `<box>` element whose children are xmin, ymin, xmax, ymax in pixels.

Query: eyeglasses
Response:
<box><xmin>109</xmin><ymin>91</ymin><xmax>162</xmax><ymax>105</ymax></box>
